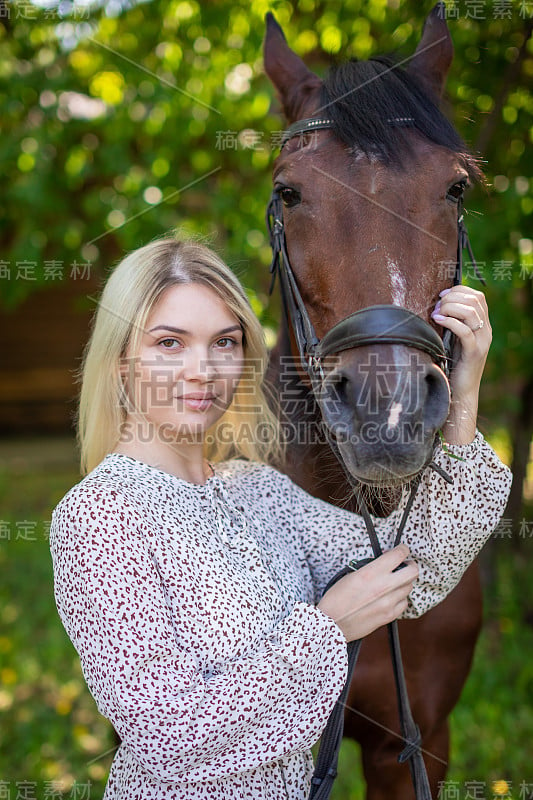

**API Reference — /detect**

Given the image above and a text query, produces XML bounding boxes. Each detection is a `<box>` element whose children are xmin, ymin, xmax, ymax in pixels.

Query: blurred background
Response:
<box><xmin>0</xmin><ymin>0</ymin><xmax>532</xmax><ymax>796</ymax></box>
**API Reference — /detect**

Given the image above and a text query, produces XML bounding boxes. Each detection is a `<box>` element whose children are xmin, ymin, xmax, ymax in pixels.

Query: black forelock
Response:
<box><xmin>320</xmin><ymin>57</ymin><xmax>482</xmax><ymax>181</ymax></box>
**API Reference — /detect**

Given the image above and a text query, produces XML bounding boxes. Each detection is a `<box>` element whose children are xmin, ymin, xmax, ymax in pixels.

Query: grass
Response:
<box><xmin>1</xmin><ymin>448</ymin><xmax>532</xmax><ymax>798</ymax></box>
<box><xmin>0</xmin><ymin>454</ymin><xmax>116</xmax><ymax>795</ymax></box>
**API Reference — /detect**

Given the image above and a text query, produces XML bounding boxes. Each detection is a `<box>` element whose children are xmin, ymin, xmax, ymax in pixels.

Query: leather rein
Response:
<box><xmin>265</xmin><ymin>116</ymin><xmax>484</xmax><ymax>800</ymax></box>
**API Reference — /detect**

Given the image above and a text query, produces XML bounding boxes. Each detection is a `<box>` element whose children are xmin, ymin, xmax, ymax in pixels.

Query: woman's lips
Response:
<box><xmin>176</xmin><ymin>394</ymin><xmax>216</xmax><ymax>412</ymax></box>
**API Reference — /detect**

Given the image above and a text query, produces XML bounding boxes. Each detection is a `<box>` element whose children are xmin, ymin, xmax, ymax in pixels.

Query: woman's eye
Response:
<box><xmin>446</xmin><ymin>179</ymin><xmax>468</xmax><ymax>203</ymax></box>
<box><xmin>215</xmin><ymin>337</ymin><xmax>236</xmax><ymax>349</ymax></box>
<box><xmin>159</xmin><ymin>338</ymin><xmax>180</xmax><ymax>349</ymax></box>
<box><xmin>279</xmin><ymin>187</ymin><xmax>302</xmax><ymax>208</ymax></box>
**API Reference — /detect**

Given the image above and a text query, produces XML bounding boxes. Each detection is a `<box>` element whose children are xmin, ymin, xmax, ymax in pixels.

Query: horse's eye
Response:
<box><xmin>279</xmin><ymin>187</ymin><xmax>302</xmax><ymax>208</ymax></box>
<box><xmin>446</xmin><ymin>179</ymin><xmax>468</xmax><ymax>203</ymax></box>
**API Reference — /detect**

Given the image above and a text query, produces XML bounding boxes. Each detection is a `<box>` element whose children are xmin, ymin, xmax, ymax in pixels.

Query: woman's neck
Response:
<box><xmin>113</xmin><ymin>428</ymin><xmax>211</xmax><ymax>485</ymax></box>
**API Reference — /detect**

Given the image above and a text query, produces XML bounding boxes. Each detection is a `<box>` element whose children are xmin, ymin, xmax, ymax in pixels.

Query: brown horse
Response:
<box><xmin>263</xmin><ymin>5</ymin><xmax>483</xmax><ymax>799</ymax></box>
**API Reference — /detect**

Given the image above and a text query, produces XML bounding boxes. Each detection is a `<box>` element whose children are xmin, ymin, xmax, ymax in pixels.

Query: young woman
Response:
<box><xmin>50</xmin><ymin>236</ymin><xmax>511</xmax><ymax>800</ymax></box>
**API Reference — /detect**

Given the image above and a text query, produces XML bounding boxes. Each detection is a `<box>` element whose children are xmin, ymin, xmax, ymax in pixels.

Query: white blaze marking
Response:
<box><xmin>386</xmin><ymin>256</ymin><xmax>407</xmax><ymax>306</ymax></box>
<box><xmin>387</xmin><ymin>401</ymin><xmax>403</xmax><ymax>430</ymax></box>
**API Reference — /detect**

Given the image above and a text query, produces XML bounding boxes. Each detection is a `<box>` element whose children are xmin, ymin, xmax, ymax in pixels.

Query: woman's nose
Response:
<box><xmin>181</xmin><ymin>348</ymin><xmax>216</xmax><ymax>382</ymax></box>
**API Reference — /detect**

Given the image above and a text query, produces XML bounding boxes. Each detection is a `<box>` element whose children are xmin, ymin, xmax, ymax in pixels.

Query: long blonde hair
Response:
<box><xmin>77</xmin><ymin>236</ymin><xmax>283</xmax><ymax>474</ymax></box>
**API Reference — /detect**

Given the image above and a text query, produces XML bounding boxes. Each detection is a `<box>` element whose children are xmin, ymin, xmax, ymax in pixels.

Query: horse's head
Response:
<box><xmin>264</xmin><ymin>3</ymin><xmax>482</xmax><ymax>486</ymax></box>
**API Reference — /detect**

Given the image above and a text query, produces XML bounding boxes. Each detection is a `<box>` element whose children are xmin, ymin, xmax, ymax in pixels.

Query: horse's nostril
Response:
<box><xmin>319</xmin><ymin>373</ymin><xmax>355</xmax><ymax>432</ymax></box>
<box><xmin>425</xmin><ymin>370</ymin><xmax>438</xmax><ymax>396</ymax></box>
<box><xmin>324</xmin><ymin>373</ymin><xmax>349</xmax><ymax>413</ymax></box>
<box><xmin>423</xmin><ymin>366</ymin><xmax>450</xmax><ymax>430</ymax></box>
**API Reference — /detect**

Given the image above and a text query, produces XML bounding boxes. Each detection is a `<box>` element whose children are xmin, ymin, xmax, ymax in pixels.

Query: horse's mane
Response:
<box><xmin>320</xmin><ymin>57</ymin><xmax>483</xmax><ymax>182</ymax></box>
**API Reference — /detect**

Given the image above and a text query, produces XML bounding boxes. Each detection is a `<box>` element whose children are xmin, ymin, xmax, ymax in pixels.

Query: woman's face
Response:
<box><xmin>122</xmin><ymin>283</ymin><xmax>244</xmax><ymax>443</ymax></box>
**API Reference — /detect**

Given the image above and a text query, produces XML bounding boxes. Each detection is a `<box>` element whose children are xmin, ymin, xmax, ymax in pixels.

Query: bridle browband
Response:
<box><xmin>267</xmin><ymin>116</ymin><xmax>484</xmax><ymax>384</ymax></box>
<box><xmin>265</xmin><ymin>116</ymin><xmax>485</xmax><ymax>800</ymax></box>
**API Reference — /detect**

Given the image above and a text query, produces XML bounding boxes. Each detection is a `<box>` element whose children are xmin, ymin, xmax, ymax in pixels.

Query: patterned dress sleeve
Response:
<box><xmin>288</xmin><ymin>431</ymin><xmax>512</xmax><ymax>615</ymax></box>
<box><xmin>50</xmin><ymin>485</ymin><xmax>348</xmax><ymax>784</ymax></box>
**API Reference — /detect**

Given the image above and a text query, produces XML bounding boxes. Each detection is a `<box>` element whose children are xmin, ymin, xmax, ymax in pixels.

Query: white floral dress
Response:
<box><xmin>50</xmin><ymin>432</ymin><xmax>511</xmax><ymax>800</ymax></box>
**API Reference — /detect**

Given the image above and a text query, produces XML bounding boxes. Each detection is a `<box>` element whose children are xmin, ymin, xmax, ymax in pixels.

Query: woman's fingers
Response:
<box><xmin>317</xmin><ymin>545</ymin><xmax>418</xmax><ymax>641</ymax></box>
<box><xmin>361</xmin><ymin>545</ymin><xmax>417</xmax><ymax>584</ymax></box>
<box><xmin>431</xmin><ymin>286</ymin><xmax>491</xmax><ymax>373</ymax></box>
<box><xmin>431</xmin><ymin>285</ymin><xmax>491</xmax><ymax>444</ymax></box>
<box><xmin>435</xmin><ymin>301</ymin><xmax>484</xmax><ymax>333</ymax></box>
<box><xmin>432</xmin><ymin>287</ymin><xmax>489</xmax><ymax>332</ymax></box>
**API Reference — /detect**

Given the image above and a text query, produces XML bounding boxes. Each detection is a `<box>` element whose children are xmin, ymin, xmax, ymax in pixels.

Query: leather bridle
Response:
<box><xmin>266</xmin><ymin>116</ymin><xmax>483</xmax><ymax>385</ymax></box>
<box><xmin>265</xmin><ymin>116</ymin><xmax>485</xmax><ymax>800</ymax></box>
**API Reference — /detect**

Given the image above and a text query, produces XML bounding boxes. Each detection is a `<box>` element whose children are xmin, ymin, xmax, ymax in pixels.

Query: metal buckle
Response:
<box><xmin>308</xmin><ymin>354</ymin><xmax>325</xmax><ymax>382</ymax></box>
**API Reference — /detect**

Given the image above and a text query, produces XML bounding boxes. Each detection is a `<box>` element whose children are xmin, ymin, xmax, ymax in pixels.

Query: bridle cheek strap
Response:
<box><xmin>442</xmin><ymin>195</ymin><xmax>486</xmax><ymax>362</ymax></box>
<box><xmin>267</xmin><ymin>190</ymin><xmax>319</xmax><ymax>361</ymax></box>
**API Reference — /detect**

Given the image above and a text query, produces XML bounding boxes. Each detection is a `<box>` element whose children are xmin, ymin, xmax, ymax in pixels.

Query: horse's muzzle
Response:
<box><xmin>317</xmin><ymin>347</ymin><xmax>450</xmax><ymax>485</ymax></box>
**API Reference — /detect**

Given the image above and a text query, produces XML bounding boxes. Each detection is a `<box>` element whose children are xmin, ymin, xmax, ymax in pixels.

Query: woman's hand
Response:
<box><xmin>317</xmin><ymin>545</ymin><xmax>418</xmax><ymax>642</ymax></box>
<box><xmin>431</xmin><ymin>285</ymin><xmax>492</xmax><ymax>445</ymax></box>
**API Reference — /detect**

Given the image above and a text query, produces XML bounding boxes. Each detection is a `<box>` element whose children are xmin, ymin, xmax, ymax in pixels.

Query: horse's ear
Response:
<box><xmin>263</xmin><ymin>12</ymin><xmax>322</xmax><ymax>122</ymax></box>
<box><xmin>407</xmin><ymin>2</ymin><xmax>453</xmax><ymax>100</ymax></box>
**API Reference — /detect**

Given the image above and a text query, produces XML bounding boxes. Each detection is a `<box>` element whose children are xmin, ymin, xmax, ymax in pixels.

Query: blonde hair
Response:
<box><xmin>77</xmin><ymin>236</ymin><xmax>284</xmax><ymax>474</ymax></box>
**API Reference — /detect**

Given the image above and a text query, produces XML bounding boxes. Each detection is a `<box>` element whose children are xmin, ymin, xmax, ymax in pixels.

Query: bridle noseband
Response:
<box><xmin>266</xmin><ymin>116</ymin><xmax>484</xmax><ymax>384</ymax></box>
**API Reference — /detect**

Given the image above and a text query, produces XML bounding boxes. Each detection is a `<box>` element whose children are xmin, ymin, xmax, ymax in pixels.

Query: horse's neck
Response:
<box><xmin>266</xmin><ymin>318</ymin><xmax>402</xmax><ymax>516</ymax></box>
